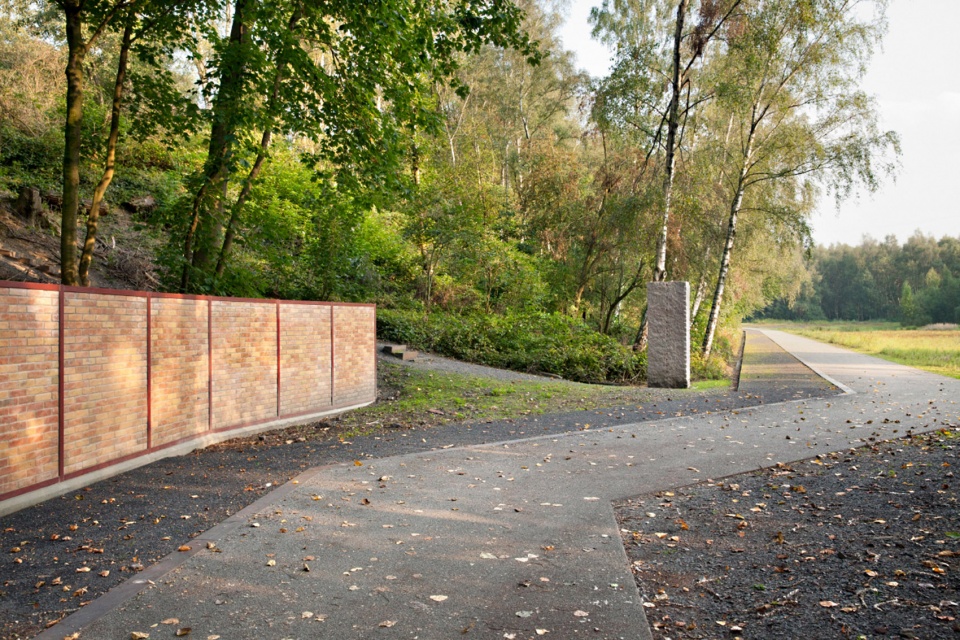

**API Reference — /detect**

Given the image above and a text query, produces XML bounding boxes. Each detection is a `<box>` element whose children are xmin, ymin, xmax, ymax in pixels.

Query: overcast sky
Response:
<box><xmin>556</xmin><ymin>0</ymin><xmax>960</xmax><ymax>247</ymax></box>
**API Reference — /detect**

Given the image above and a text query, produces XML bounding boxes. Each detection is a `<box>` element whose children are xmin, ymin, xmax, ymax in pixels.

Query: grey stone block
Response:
<box><xmin>647</xmin><ymin>281</ymin><xmax>690</xmax><ymax>388</ymax></box>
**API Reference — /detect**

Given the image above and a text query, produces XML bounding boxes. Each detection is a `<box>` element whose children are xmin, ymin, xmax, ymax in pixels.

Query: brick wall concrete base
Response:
<box><xmin>0</xmin><ymin>400</ymin><xmax>372</xmax><ymax>518</ymax></box>
<box><xmin>647</xmin><ymin>281</ymin><xmax>691</xmax><ymax>389</ymax></box>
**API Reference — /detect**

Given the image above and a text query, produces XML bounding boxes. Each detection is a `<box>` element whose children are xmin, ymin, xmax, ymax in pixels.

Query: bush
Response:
<box><xmin>377</xmin><ymin>309</ymin><xmax>646</xmax><ymax>384</ymax></box>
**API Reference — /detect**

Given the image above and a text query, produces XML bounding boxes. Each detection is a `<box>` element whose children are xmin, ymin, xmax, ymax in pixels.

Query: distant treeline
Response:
<box><xmin>758</xmin><ymin>233</ymin><xmax>960</xmax><ymax>326</ymax></box>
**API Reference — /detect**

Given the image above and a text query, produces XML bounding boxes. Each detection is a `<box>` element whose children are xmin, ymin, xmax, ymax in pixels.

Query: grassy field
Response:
<box><xmin>761</xmin><ymin>321</ymin><xmax>960</xmax><ymax>379</ymax></box>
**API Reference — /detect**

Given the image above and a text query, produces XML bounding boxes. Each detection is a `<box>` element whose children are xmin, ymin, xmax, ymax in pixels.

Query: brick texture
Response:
<box><xmin>151</xmin><ymin>297</ymin><xmax>209</xmax><ymax>446</ymax></box>
<box><xmin>211</xmin><ymin>301</ymin><xmax>277</xmax><ymax>430</ymax></box>
<box><xmin>279</xmin><ymin>304</ymin><xmax>332</xmax><ymax>416</ymax></box>
<box><xmin>0</xmin><ymin>288</ymin><xmax>59</xmax><ymax>496</ymax></box>
<box><xmin>333</xmin><ymin>306</ymin><xmax>376</xmax><ymax>406</ymax></box>
<box><xmin>2</xmin><ymin>281</ymin><xmax>376</xmax><ymax>507</ymax></box>
<box><xmin>62</xmin><ymin>292</ymin><xmax>148</xmax><ymax>475</ymax></box>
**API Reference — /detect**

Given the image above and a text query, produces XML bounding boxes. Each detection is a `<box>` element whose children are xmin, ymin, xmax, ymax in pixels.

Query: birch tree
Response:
<box><xmin>700</xmin><ymin>0</ymin><xmax>899</xmax><ymax>356</ymax></box>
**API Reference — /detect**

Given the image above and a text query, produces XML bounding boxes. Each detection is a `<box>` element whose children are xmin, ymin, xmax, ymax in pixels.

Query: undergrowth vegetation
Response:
<box><xmin>377</xmin><ymin>309</ymin><xmax>646</xmax><ymax>384</ymax></box>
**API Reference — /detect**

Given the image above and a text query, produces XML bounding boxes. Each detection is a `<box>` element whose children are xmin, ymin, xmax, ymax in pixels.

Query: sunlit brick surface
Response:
<box><xmin>280</xmin><ymin>304</ymin><xmax>332</xmax><ymax>416</ymax></box>
<box><xmin>333</xmin><ymin>306</ymin><xmax>376</xmax><ymax>406</ymax></box>
<box><xmin>1</xmin><ymin>281</ymin><xmax>375</xmax><ymax>508</ymax></box>
<box><xmin>151</xmin><ymin>297</ymin><xmax>209</xmax><ymax>446</ymax></box>
<box><xmin>0</xmin><ymin>288</ymin><xmax>59</xmax><ymax>495</ymax></box>
<box><xmin>62</xmin><ymin>292</ymin><xmax>147</xmax><ymax>475</ymax></box>
<box><xmin>210</xmin><ymin>301</ymin><xmax>277</xmax><ymax>430</ymax></box>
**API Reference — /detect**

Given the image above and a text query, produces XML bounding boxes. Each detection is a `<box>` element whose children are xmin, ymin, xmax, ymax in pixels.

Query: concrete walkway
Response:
<box><xmin>43</xmin><ymin>329</ymin><xmax>960</xmax><ymax>640</ymax></box>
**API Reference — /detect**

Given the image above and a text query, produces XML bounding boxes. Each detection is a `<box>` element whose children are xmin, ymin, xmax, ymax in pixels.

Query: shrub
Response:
<box><xmin>377</xmin><ymin>309</ymin><xmax>646</xmax><ymax>384</ymax></box>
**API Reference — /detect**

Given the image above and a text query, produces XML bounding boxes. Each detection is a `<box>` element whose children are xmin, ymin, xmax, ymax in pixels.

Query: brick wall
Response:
<box><xmin>0</xmin><ymin>287</ymin><xmax>59</xmax><ymax>496</ymax></box>
<box><xmin>211</xmin><ymin>301</ymin><xmax>278</xmax><ymax>430</ymax></box>
<box><xmin>280</xmin><ymin>304</ymin><xmax>332</xmax><ymax>416</ymax></box>
<box><xmin>333</xmin><ymin>306</ymin><xmax>376</xmax><ymax>406</ymax></box>
<box><xmin>0</xmin><ymin>282</ymin><xmax>375</xmax><ymax>513</ymax></box>
<box><xmin>151</xmin><ymin>297</ymin><xmax>209</xmax><ymax>447</ymax></box>
<box><xmin>62</xmin><ymin>292</ymin><xmax>148</xmax><ymax>476</ymax></box>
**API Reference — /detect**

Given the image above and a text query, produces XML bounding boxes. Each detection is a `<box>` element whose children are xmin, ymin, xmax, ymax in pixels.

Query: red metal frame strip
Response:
<box><xmin>0</xmin><ymin>477</ymin><xmax>61</xmax><ymax>503</ymax></box>
<box><xmin>0</xmin><ymin>280</ymin><xmax>59</xmax><ymax>292</ymax></box>
<box><xmin>276</xmin><ymin>301</ymin><xmax>281</xmax><ymax>417</ymax></box>
<box><xmin>57</xmin><ymin>286</ymin><xmax>65</xmax><ymax>479</ymax></box>
<box><xmin>208</xmin><ymin>299</ymin><xmax>213</xmax><ymax>432</ymax></box>
<box><xmin>330</xmin><ymin>305</ymin><xmax>335</xmax><ymax>405</ymax></box>
<box><xmin>146</xmin><ymin>294</ymin><xmax>152</xmax><ymax>449</ymax></box>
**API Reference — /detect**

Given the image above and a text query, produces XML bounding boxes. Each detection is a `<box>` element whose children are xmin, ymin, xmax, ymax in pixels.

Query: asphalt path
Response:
<box><xmin>36</xmin><ymin>329</ymin><xmax>960</xmax><ymax>640</ymax></box>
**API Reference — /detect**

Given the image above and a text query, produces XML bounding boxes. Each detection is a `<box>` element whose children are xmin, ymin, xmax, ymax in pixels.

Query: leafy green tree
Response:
<box><xmin>592</xmin><ymin>0</ymin><xmax>744</xmax><ymax>347</ymax></box>
<box><xmin>700</xmin><ymin>0</ymin><xmax>899</xmax><ymax>356</ymax></box>
<box><xmin>47</xmin><ymin>0</ymin><xmax>211</xmax><ymax>285</ymax></box>
<box><xmin>899</xmin><ymin>281</ymin><xmax>928</xmax><ymax>327</ymax></box>
<box><xmin>177</xmin><ymin>0</ymin><xmax>539</xmax><ymax>293</ymax></box>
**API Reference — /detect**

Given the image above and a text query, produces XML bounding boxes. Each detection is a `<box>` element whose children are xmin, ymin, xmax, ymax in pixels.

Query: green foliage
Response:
<box><xmin>377</xmin><ymin>309</ymin><xmax>646</xmax><ymax>384</ymax></box>
<box><xmin>761</xmin><ymin>233</ymin><xmax>960</xmax><ymax>326</ymax></box>
<box><xmin>0</xmin><ymin>123</ymin><xmax>63</xmax><ymax>191</ymax></box>
<box><xmin>899</xmin><ymin>282</ymin><xmax>929</xmax><ymax>328</ymax></box>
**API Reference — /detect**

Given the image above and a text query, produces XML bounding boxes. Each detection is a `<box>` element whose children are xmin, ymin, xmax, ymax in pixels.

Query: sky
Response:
<box><xmin>556</xmin><ymin>0</ymin><xmax>960</xmax><ymax>247</ymax></box>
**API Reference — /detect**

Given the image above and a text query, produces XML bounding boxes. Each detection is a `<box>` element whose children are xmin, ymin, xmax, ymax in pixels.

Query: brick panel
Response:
<box><xmin>279</xmin><ymin>304</ymin><xmax>332</xmax><ymax>416</ymax></box>
<box><xmin>0</xmin><ymin>287</ymin><xmax>59</xmax><ymax>496</ymax></box>
<box><xmin>62</xmin><ymin>292</ymin><xmax>148</xmax><ymax>475</ymax></box>
<box><xmin>151</xmin><ymin>297</ymin><xmax>209</xmax><ymax>446</ymax></box>
<box><xmin>211</xmin><ymin>301</ymin><xmax>277</xmax><ymax>430</ymax></box>
<box><xmin>333</xmin><ymin>306</ymin><xmax>376</xmax><ymax>406</ymax></box>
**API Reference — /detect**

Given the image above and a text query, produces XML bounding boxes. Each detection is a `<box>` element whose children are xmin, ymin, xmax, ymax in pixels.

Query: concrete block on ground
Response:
<box><xmin>383</xmin><ymin>344</ymin><xmax>417</xmax><ymax>361</ymax></box>
<box><xmin>647</xmin><ymin>281</ymin><xmax>690</xmax><ymax>389</ymax></box>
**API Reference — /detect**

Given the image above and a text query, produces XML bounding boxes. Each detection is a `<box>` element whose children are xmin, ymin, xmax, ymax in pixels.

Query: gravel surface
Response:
<box><xmin>0</xmin><ymin>338</ymin><xmax>836</xmax><ymax>639</ymax></box>
<box><xmin>377</xmin><ymin>342</ymin><xmax>567</xmax><ymax>382</ymax></box>
<box><xmin>616</xmin><ymin>430</ymin><xmax>960</xmax><ymax>640</ymax></box>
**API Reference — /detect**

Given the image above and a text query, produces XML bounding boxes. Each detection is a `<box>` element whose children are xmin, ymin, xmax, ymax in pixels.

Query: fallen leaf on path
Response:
<box><xmin>175</xmin><ymin>628</ymin><xmax>191</xmax><ymax>637</ymax></box>
<box><xmin>379</xmin><ymin>621</ymin><xmax>397</xmax><ymax>628</ymax></box>
<box><xmin>429</xmin><ymin>595</ymin><xmax>448</xmax><ymax>602</ymax></box>
<box><xmin>819</xmin><ymin>601</ymin><xmax>839</xmax><ymax>608</ymax></box>
<box><xmin>130</xmin><ymin>633</ymin><xmax>149</xmax><ymax>640</ymax></box>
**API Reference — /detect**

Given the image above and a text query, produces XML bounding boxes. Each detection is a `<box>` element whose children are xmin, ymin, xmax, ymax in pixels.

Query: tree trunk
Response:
<box><xmin>181</xmin><ymin>0</ymin><xmax>249</xmax><ymax>291</ymax></box>
<box><xmin>213</xmin><ymin>2</ymin><xmax>303</xmax><ymax>280</ymax></box>
<box><xmin>60</xmin><ymin>1</ymin><xmax>86</xmax><ymax>286</ymax></box>
<box><xmin>79</xmin><ymin>20</ymin><xmax>133</xmax><ymax>286</ymax></box>
<box><xmin>691</xmin><ymin>271</ymin><xmax>708</xmax><ymax>318</ymax></box>
<box><xmin>702</xmin><ymin>136</ymin><xmax>754</xmax><ymax>358</ymax></box>
<box><xmin>690</xmin><ymin>245</ymin><xmax>712</xmax><ymax>319</ymax></box>
<box><xmin>214</xmin><ymin>129</ymin><xmax>271</xmax><ymax>279</ymax></box>
<box><xmin>701</xmin><ymin>188</ymin><xmax>741</xmax><ymax>359</ymax></box>
<box><xmin>652</xmin><ymin>0</ymin><xmax>688</xmax><ymax>284</ymax></box>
